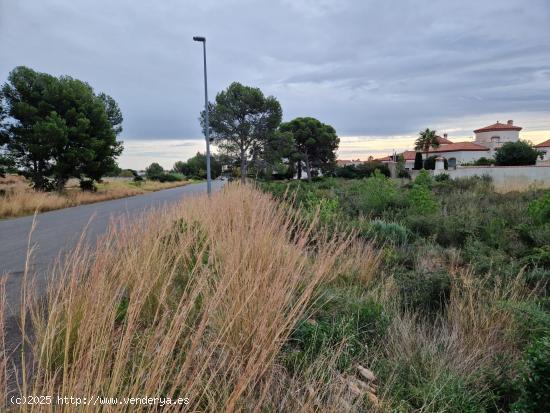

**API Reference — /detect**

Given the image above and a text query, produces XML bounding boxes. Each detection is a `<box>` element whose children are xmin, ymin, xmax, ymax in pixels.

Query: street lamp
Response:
<box><xmin>193</xmin><ymin>35</ymin><xmax>212</xmax><ymax>196</ymax></box>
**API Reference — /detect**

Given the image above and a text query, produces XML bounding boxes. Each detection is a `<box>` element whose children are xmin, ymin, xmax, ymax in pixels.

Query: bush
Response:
<box><xmin>495</xmin><ymin>141</ymin><xmax>543</xmax><ymax>166</ymax></box>
<box><xmin>395</xmin><ymin>270</ymin><xmax>451</xmax><ymax>314</ymax></box>
<box><xmin>528</xmin><ymin>191</ymin><xmax>550</xmax><ymax>224</ymax></box>
<box><xmin>408</xmin><ymin>184</ymin><xmax>438</xmax><ymax>215</ymax></box>
<box><xmin>398</xmin><ymin>169</ymin><xmax>411</xmax><ymax>179</ymax></box>
<box><xmin>512</xmin><ymin>334</ymin><xmax>550</xmax><ymax>413</ymax></box>
<box><xmin>284</xmin><ymin>286</ymin><xmax>389</xmax><ymax>372</ymax></box>
<box><xmin>145</xmin><ymin>162</ymin><xmax>164</xmax><ymax>179</ymax></box>
<box><xmin>435</xmin><ymin>173</ymin><xmax>450</xmax><ymax>182</ymax></box>
<box><xmin>474</xmin><ymin>157</ymin><xmax>495</xmax><ymax>166</ymax></box>
<box><xmin>156</xmin><ymin>173</ymin><xmax>182</xmax><ymax>182</ymax></box>
<box><xmin>119</xmin><ymin>169</ymin><xmax>135</xmax><ymax>178</ymax></box>
<box><xmin>361</xmin><ymin>170</ymin><xmax>398</xmax><ymax>213</ymax></box>
<box><xmin>79</xmin><ymin>179</ymin><xmax>97</xmax><ymax>192</ymax></box>
<box><xmin>364</xmin><ymin>219</ymin><xmax>409</xmax><ymax>247</ymax></box>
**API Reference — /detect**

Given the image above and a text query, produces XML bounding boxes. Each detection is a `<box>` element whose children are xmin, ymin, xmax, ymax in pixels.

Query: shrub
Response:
<box><xmin>474</xmin><ymin>157</ymin><xmax>495</xmax><ymax>166</ymax></box>
<box><xmin>435</xmin><ymin>173</ymin><xmax>450</xmax><ymax>182</ymax></box>
<box><xmin>414</xmin><ymin>169</ymin><xmax>433</xmax><ymax>187</ymax></box>
<box><xmin>398</xmin><ymin>169</ymin><xmax>411</xmax><ymax>179</ymax></box>
<box><xmin>145</xmin><ymin>162</ymin><xmax>164</xmax><ymax>179</ymax></box>
<box><xmin>347</xmin><ymin>170</ymin><xmax>398</xmax><ymax>216</ymax></box>
<box><xmin>512</xmin><ymin>334</ymin><xmax>550</xmax><ymax>413</ymax></box>
<box><xmin>365</xmin><ymin>219</ymin><xmax>409</xmax><ymax>247</ymax></box>
<box><xmin>156</xmin><ymin>173</ymin><xmax>182</xmax><ymax>182</ymax></box>
<box><xmin>395</xmin><ymin>270</ymin><xmax>451</xmax><ymax>314</ymax></box>
<box><xmin>79</xmin><ymin>179</ymin><xmax>97</xmax><ymax>192</ymax></box>
<box><xmin>285</xmin><ymin>286</ymin><xmax>389</xmax><ymax>372</ymax></box>
<box><xmin>495</xmin><ymin>141</ymin><xmax>543</xmax><ymax>166</ymax></box>
<box><xmin>405</xmin><ymin>214</ymin><xmax>437</xmax><ymax>238</ymax></box>
<box><xmin>408</xmin><ymin>184</ymin><xmax>438</xmax><ymax>215</ymax></box>
<box><xmin>528</xmin><ymin>191</ymin><xmax>550</xmax><ymax>224</ymax></box>
<box><xmin>119</xmin><ymin>169</ymin><xmax>135</xmax><ymax>178</ymax></box>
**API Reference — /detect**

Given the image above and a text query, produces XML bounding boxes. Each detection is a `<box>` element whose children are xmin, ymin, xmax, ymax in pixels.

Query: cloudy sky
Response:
<box><xmin>1</xmin><ymin>0</ymin><xmax>549</xmax><ymax>169</ymax></box>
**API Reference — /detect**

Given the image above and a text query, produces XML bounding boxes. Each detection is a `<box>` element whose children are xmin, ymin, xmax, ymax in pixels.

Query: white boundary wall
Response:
<box><xmin>442</xmin><ymin>166</ymin><xmax>550</xmax><ymax>191</ymax></box>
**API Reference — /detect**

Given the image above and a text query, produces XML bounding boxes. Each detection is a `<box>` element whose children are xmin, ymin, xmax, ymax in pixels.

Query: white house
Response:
<box><xmin>377</xmin><ymin>120</ymin><xmax>549</xmax><ymax>170</ymax></box>
<box><xmin>535</xmin><ymin>139</ymin><xmax>550</xmax><ymax>162</ymax></box>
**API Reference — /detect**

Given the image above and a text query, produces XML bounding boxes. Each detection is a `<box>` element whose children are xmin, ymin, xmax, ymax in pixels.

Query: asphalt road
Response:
<box><xmin>0</xmin><ymin>180</ymin><xmax>224</xmax><ymax>315</ymax></box>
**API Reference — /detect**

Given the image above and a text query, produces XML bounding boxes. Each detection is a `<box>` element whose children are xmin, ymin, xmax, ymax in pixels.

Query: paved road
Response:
<box><xmin>0</xmin><ymin>180</ymin><xmax>224</xmax><ymax>315</ymax></box>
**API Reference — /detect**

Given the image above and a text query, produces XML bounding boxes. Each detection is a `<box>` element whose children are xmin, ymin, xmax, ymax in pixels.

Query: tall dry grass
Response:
<box><xmin>0</xmin><ymin>175</ymin><xmax>190</xmax><ymax>219</ymax></box>
<box><xmin>1</xmin><ymin>184</ymin><xmax>374</xmax><ymax>412</ymax></box>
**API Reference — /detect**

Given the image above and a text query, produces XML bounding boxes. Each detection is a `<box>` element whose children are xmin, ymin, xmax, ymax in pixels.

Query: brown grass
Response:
<box><xmin>0</xmin><ymin>175</ymin><xmax>191</xmax><ymax>219</ymax></box>
<box><xmin>0</xmin><ymin>184</ymin><xmax>373</xmax><ymax>412</ymax></box>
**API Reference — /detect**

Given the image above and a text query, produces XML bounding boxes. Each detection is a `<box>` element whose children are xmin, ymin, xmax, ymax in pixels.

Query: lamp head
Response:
<box><xmin>193</xmin><ymin>36</ymin><xmax>205</xmax><ymax>42</ymax></box>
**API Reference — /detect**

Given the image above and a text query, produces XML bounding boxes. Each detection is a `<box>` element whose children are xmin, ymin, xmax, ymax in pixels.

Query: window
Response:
<box><xmin>491</xmin><ymin>136</ymin><xmax>500</xmax><ymax>143</ymax></box>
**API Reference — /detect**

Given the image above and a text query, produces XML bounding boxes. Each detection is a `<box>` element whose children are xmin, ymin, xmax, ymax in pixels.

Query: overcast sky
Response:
<box><xmin>1</xmin><ymin>0</ymin><xmax>549</xmax><ymax>169</ymax></box>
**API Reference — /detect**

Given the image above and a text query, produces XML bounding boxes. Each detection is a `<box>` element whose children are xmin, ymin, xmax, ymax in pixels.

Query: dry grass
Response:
<box><xmin>0</xmin><ymin>184</ymin><xmax>373</xmax><ymax>412</ymax></box>
<box><xmin>0</xmin><ymin>175</ymin><xmax>191</xmax><ymax>219</ymax></box>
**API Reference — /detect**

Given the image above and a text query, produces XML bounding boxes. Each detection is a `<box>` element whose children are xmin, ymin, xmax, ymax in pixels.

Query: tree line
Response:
<box><xmin>0</xmin><ymin>66</ymin><xmax>123</xmax><ymax>190</ymax></box>
<box><xmin>201</xmin><ymin>82</ymin><xmax>339</xmax><ymax>182</ymax></box>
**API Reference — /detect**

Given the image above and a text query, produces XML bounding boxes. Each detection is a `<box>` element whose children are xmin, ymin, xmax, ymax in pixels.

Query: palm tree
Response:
<box><xmin>415</xmin><ymin>128</ymin><xmax>440</xmax><ymax>159</ymax></box>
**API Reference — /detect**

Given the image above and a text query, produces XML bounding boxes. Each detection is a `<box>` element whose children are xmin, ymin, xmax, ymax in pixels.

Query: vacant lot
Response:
<box><xmin>0</xmin><ymin>175</ymin><xmax>192</xmax><ymax>219</ymax></box>
<box><xmin>1</xmin><ymin>177</ymin><xmax>548</xmax><ymax>412</ymax></box>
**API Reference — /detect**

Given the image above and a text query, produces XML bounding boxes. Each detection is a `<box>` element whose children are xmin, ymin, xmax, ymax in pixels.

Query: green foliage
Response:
<box><xmin>173</xmin><ymin>152</ymin><xmax>222</xmax><ymax>179</ymax></box>
<box><xmin>334</xmin><ymin>161</ymin><xmax>390</xmax><ymax>179</ymax></box>
<box><xmin>0</xmin><ymin>66</ymin><xmax>123</xmax><ymax>191</ymax></box>
<box><xmin>408</xmin><ymin>184</ymin><xmax>438</xmax><ymax>215</ymax></box>
<box><xmin>435</xmin><ymin>172</ymin><xmax>450</xmax><ymax>181</ymax></box>
<box><xmin>473</xmin><ymin>157</ymin><xmax>495</xmax><ymax>166</ymax></box>
<box><xmin>415</xmin><ymin>128</ymin><xmax>440</xmax><ymax>154</ymax></box>
<box><xmin>528</xmin><ymin>191</ymin><xmax>550</xmax><ymax>224</ymax></box>
<box><xmin>349</xmin><ymin>170</ymin><xmax>398</xmax><ymax>216</ymax></box>
<box><xmin>414</xmin><ymin>169</ymin><xmax>433</xmax><ymax>187</ymax></box>
<box><xmin>379</xmin><ymin>355</ymin><xmax>488</xmax><ymax>413</ymax></box>
<box><xmin>512</xmin><ymin>335</ymin><xmax>550</xmax><ymax>413</ymax></box>
<box><xmin>145</xmin><ymin>162</ymin><xmax>164</xmax><ymax>179</ymax></box>
<box><xmin>279</xmin><ymin>117</ymin><xmax>339</xmax><ymax>181</ymax></box>
<box><xmin>414</xmin><ymin>152</ymin><xmax>423</xmax><ymax>170</ymax></box>
<box><xmin>284</xmin><ymin>286</ymin><xmax>389</xmax><ymax>373</ymax></box>
<box><xmin>202</xmin><ymin>82</ymin><xmax>282</xmax><ymax>183</ymax></box>
<box><xmin>395</xmin><ymin>269</ymin><xmax>451</xmax><ymax>313</ymax></box>
<box><xmin>364</xmin><ymin>219</ymin><xmax>409</xmax><ymax>246</ymax></box>
<box><xmin>495</xmin><ymin>140</ymin><xmax>543</xmax><ymax>166</ymax></box>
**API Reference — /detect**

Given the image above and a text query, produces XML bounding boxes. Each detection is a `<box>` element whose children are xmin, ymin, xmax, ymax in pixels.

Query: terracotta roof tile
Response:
<box><xmin>428</xmin><ymin>142</ymin><xmax>489</xmax><ymax>153</ymax></box>
<box><xmin>474</xmin><ymin>121</ymin><xmax>522</xmax><ymax>133</ymax></box>
<box><xmin>534</xmin><ymin>139</ymin><xmax>550</xmax><ymax>148</ymax></box>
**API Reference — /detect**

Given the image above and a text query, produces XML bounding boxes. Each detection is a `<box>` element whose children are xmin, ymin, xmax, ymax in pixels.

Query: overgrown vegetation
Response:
<box><xmin>2</xmin><ymin>175</ymin><xmax>548</xmax><ymax>411</ymax></box>
<box><xmin>262</xmin><ymin>173</ymin><xmax>550</xmax><ymax>412</ymax></box>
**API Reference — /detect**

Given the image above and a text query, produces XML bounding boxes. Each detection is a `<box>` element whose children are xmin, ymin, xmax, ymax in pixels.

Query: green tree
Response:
<box><xmin>173</xmin><ymin>152</ymin><xmax>222</xmax><ymax>179</ymax></box>
<box><xmin>415</xmin><ymin>128</ymin><xmax>440</xmax><ymax>158</ymax></box>
<box><xmin>495</xmin><ymin>140</ymin><xmax>543</xmax><ymax>166</ymax></box>
<box><xmin>145</xmin><ymin>162</ymin><xmax>164</xmax><ymax>179</ymax></box>
<box><xmin>0</xmin><ymin>66</ymin><xmax>123</xmax><ymax>190</ymax></box>
<box><xmin>279</xmin><ymin>117</ymin><xmax>339</xmax><ymax>181</ymax></box>
<box><xmin>414</xmin><ymin>152</ymin><xmax>423</xmax><ymax>170</ymax></box>
<box><xmin>201</xmin><ymin>82</ymin><xmax>282</xmax><ymax>183</ymax></box>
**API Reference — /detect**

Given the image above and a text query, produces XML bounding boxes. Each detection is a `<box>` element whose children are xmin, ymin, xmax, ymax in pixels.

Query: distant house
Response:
<box><xmin>378</xmin><ymin>120</ymin><xmax>548</xmax><ymax>169</ymax></box>
<box><xmin>535</xmin><ymin>139</ymin><xmax>550</xmax><ymax>161</ymax></box>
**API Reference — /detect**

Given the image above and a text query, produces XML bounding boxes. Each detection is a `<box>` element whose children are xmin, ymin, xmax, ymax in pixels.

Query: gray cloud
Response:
<box><xmin>1</xmin><ymin>0</ymin><xmax>549</xmax><ymax>145</ymax></box>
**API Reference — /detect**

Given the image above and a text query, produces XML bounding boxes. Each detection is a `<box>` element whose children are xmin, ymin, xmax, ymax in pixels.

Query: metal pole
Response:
<box><xmin>202</xmin><ymin>40</ymin><xmax>212</xmax><ymax>196</ymax></box>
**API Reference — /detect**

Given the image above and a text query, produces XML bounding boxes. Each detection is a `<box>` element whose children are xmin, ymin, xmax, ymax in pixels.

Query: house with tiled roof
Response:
<box><xmin>379</xmin><ymin>120</ymin><xmax>547</xmax><ymax>169</ymax></box>
<box><xmin>535</xmin><ymin>139</ymin><xmax>550</xmax><ymax>161</ymax></box>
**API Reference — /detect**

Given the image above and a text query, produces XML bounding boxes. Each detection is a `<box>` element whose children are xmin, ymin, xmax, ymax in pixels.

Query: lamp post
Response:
<box><xmin>193</xmin><ymin>36</ymin><xmax>212</xmax><ymax>196</ymax></box>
